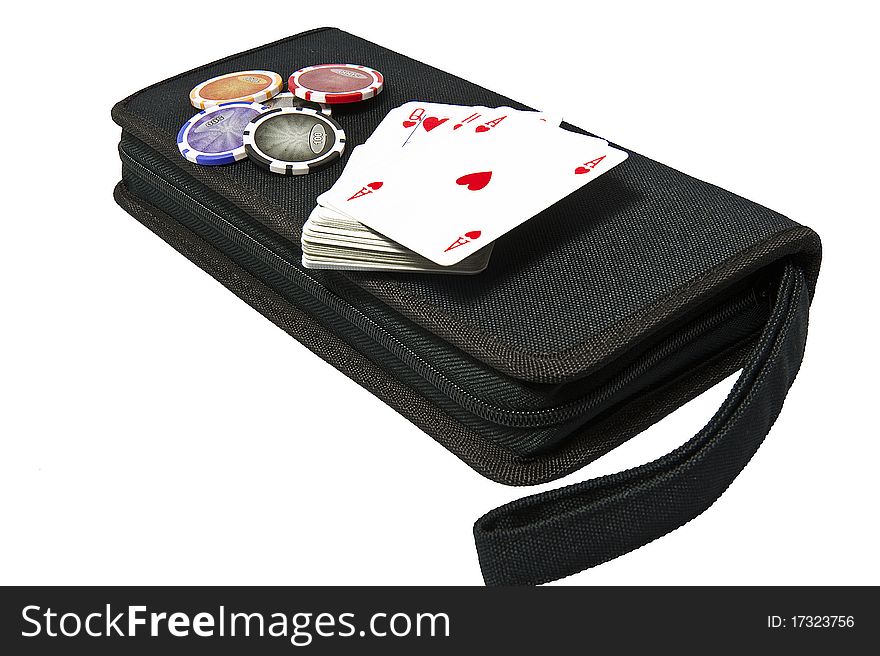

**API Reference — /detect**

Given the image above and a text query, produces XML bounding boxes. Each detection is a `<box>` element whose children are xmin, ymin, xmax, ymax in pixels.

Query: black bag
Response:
<box><xmin>112</xmin><ymin>27</ymin><xmax>822</xmax><ymax>585</ymax></box>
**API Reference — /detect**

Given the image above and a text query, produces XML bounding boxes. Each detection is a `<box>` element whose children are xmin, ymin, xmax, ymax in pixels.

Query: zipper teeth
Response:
<box><xmin>120</xmin><ymin>146</ymin><xmax>756</xmax><ymax>429</ymax></box>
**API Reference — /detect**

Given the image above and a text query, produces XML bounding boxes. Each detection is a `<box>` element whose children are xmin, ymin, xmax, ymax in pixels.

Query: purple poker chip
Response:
<box><xmin>177</xmin><ymin>102</ymin><xmax>268</xmax><ymax>165</ymax></box>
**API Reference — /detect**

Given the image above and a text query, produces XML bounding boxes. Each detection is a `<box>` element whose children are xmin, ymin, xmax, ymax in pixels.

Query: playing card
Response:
<box><xmin>330</xmin><ymin>107</ymin><xmax>604</xmax><ymax>217</ymax></box>
<box><xmin>404</xmin><ymin>105</ymin><xmax>572</xmax><ymax>151</ymax></box>
<box><xmin>307</xmin><ymin>219</ymin><xmax>391</xmax><ymax>243</ymax></box>
<box><xmin>304</xmin><ymin>101</ymin><xmax>626</xmax><ymax>272</ymax></box>
<box><xmin>318</xmin><ymin>121</ymin><xmax>627</xmax><ymax>266</ymax></box>
<box><xmin>301</xmin><ymin>240</ymin><xmax>493</xmax><ymax>273</ymax></box>
<box><xmin>301</xmin><ymin>204</ymin><xmax>494</xmax><ymax>274</ymax></box>
<box><xmin>301</xmin><ymin>254</ymin><xmax>491</xmax><ymax>274</ymax></box>
<box><xmin>303</xmin><ymin>230</ymin><xmax>411</xmax><ymax>254</ymax></box>
<box><xmin>364</xmin><ymin>102</ymin><xmax>564</xmax><ymax>153</ymax></box>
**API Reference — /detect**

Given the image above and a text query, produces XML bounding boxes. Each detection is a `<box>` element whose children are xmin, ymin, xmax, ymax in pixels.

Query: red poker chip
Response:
<box><xmin>288</xmin><ymin>64</ymin><xmax>385</xmax><ymax>104</ymax></box>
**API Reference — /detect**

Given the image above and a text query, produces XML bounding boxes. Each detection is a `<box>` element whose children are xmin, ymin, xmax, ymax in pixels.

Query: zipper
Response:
<box><xmin>119</xmin><ymin>140</ymin><xmax>762</xmax><ymax>429</ymax></box>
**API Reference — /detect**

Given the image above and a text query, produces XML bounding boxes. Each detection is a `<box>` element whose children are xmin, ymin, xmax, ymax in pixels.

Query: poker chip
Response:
<box><xmin>243</xmin><ymin>107</ymin><xmax>346</xmax><ymax>175</ymax></box>
<box><xmin>288</xmin><ymin>64</ymin><xmax>384</xmax><ymax>104</ymax></box>
<box><xmin>189</xmin><ymin>70</ymin><xmax>283</xmax><ymax>109</ymax></box>
<box><xmin>262</xmin><ymin>91</ymin><xmax>332</xmax><ymax>116</ymax></box>
<box><xmin>177</xmin><ymin>102</ymin><xmax>268</xmax><ymax>165</ymax></box>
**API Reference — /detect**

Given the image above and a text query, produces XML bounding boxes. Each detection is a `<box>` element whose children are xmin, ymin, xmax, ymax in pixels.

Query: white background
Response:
<box><xmin>1</xmin><ymin>1</ymin><xmax>877</xmax><ymax>586</ymax></box>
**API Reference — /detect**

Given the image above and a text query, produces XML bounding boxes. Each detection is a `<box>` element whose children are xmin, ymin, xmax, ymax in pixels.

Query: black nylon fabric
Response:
<box><xmin>122</xmin><ymin>159</ymin><xmax>767</xmax><ymax>457</ymax></box>
<box><xmin>111</xmin><ymin>27</ymin><xmax>821</xmax><ymax>383</ymax></box>
<box><xmin>113</xmin><ymin>181</ymin><xmax>759</xmax><ymax>486</ymax></box>
<box><xmin>474</xmin><ymin>265</ymin><xmax>810</xmax><ymax>585</ymax></box>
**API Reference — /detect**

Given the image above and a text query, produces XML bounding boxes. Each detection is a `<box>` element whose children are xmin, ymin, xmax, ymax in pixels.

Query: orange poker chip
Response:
<box><xmin>189</xmin><ymin>70</ymin><xmax>283</xmax><ymax>109</ymax></box>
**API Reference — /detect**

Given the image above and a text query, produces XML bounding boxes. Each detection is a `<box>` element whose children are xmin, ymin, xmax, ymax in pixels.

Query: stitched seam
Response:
<box><xmin>359</xmin><ymin>225</ymin><xmax>818</xmax><ymax>368</ymax></box>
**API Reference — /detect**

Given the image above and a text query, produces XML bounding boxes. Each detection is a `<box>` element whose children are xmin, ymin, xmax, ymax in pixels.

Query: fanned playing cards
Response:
<box><xmin>302</xmin><ymin>102</ymin><xmax>627</xmax><ymax>273</ymax></box>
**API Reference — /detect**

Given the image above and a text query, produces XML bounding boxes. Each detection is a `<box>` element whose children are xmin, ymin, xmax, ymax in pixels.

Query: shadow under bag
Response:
<box><xmin>112</xmin><ymin>27</ymin><xmax>822</xmax><ymax>585</ymax></box>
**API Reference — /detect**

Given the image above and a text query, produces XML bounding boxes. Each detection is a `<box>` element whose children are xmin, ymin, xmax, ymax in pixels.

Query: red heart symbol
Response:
<box><xmin>465</xmin><ymin>231</ymin><xmax>481</xmax><ymax>240</ymax></box>
<box><xmin>422</xmin><ymin>116</ymin><xmax>448</xmax><ymax>132</ymax></box>
<box><xmin>368</xmin><ymin>181</ymin><xmax>383</xmax><ymax>190</ymax></box>
<box><xmin>475</xmin><ymin>125</ymin><xmax>490</xmax><ymax>133</ymax></box>
<box><xmin>574</xmin><ymin>166</ymin><xmax>589</xmax><ymax>174</ymax></box>
<box><xmin>402</xmin><ymin>120</ymin><xmax>417</xmax><ymax>128</ymax></box>
<box><xmin>456</xmin><ymin>171</ymin><xmax>492</xmax><ymax>191</ymax></box>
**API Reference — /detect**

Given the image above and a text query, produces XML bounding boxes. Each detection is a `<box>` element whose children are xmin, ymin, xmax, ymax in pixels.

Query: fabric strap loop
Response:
<box><xmin>474</xmin><ymin>263</ymin><xmax>810</xmax><ymax>585</ymax></box>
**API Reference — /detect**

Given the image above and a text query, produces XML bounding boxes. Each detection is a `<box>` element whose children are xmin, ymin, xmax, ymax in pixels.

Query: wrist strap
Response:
<box><xmin>474</xmin><ymin>263</ymin><xmax>810</xmax><ymax>585</ymax></box>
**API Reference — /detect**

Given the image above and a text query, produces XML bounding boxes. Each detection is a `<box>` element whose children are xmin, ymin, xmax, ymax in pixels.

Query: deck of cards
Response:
<box><xmin>302</xmin><ymin>102</ymin><xmax>628</xmax><ymax>274</ymax></box>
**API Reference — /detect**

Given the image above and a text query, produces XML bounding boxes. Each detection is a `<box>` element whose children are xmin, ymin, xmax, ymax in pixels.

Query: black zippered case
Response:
<box><xmin>112</xmin><ymin>27</ymin><xmax>821</xmax><ymax>585</ymax></box>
